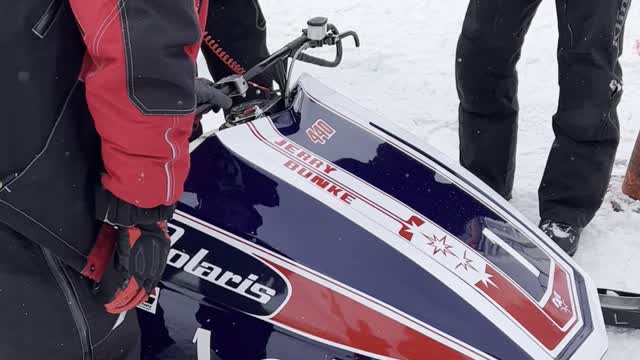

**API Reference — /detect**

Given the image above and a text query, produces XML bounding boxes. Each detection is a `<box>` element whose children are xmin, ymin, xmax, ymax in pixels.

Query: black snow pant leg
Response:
<box><xmin>93</xmin><ymin>312</ymin><xmax>141</xmax><ymax>360</ymax></box>
<box><xmin>0</xmin><ymin>223</ymin><xmax>141</xmax><ymax>360</ymax></box>
<box><xmin>538</xmin><ymin>0</ymin><xmax>630</xmax><ymax>227</ymax></box>
<box><xmin>0</xmin><ymin>223</ymin><xmax>85</xmax><ymax>360</ymax></box>
<box><xmin>456</xmin><ymin>0</ymin><xmax>543</xmax><ymax>199</ymax></box>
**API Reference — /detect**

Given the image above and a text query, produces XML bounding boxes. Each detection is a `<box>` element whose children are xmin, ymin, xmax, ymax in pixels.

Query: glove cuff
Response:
<box><xmin>96</xmin><ymin>187</ymin><xmax>176</xmax><ymax>227</ymax></box>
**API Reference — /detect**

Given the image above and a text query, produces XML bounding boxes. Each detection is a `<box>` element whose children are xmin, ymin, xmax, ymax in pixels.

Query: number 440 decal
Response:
<box><xmin>306</xmin><ymin>119</ymin><xmax>336</xmax><ymax>144</ymax></box>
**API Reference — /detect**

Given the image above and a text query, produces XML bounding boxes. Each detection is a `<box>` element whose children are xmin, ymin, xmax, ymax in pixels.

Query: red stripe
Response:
<box><xmin>266</xmin><ymin>261</ymin><xmax>472</xmax><ymax>360</ymax></box>
<box><xmin>478</xmin><ymin>266</ymin><xmax>574</xmax><ymax>349</ymax></box>
<box><xmin>263</xmin><ymin>119</ymin><xmax>579</xmax><ymax>332</ymax></box>
<box><xmin>247</xmin><ymin>121</ymin><xmax>578</xmax><ymax>349</ymax></box>
<box><xmin>542</xmin><ymin>264</ymin><xmax>575</xmax><ymax>328</ymax></box>
<box><xmin>175</xmin><ymin>211</ymin><xmax>490</xmax><ymax>358</ymax></box>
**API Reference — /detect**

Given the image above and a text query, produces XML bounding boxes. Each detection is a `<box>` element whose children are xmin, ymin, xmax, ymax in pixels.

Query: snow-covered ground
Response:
<box><xmin>201</xmin><ymin>0</ymin><xmax>640</xmax><ymax>357</ymax></box>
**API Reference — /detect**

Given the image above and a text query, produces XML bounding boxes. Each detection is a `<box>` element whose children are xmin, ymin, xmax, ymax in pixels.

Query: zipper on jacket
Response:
<box><xmin>0</xmin><ymin>173</ymin><xmax>18</xmax><ymax>192</ymax></box>
<box><xmin>42</xmin><ymin>248</ymin><xmax>93</xmax><ymax>360</ymax></box>
<box><xmin>32</xmin><ymin>0</ymin><xmax>65</xmax><ymax>38</ymax></box>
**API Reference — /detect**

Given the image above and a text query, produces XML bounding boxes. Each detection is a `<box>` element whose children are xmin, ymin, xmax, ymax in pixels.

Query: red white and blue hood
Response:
<box><xmin>170</xmin><ymin>74</ymin><xmax>608</xmax><ymax>359</ymax></box>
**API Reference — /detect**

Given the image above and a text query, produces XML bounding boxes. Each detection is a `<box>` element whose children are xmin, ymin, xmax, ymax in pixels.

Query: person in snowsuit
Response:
<box><xmin>0</xmin><ymin>1</ymin><xmax>230</xmax><ymax>359</ymax></box>
<box><xmin>455</xmin><ymin>0</ymin><xmax>631</xmax><ymax>255</ymax></box>
<box><xmin>188</xmin><ymin>0</ymin><xmax>286</xmax><ymax>141</ymax></box>
<box><xmin>139</xmin><ymin>2</ymin><xmax>283</xmax><ymax>358</ymax></box>
<box><xmin>127</xmin><ymin>1</ymin><xmax>283</xmax><ymax>358</ymax></box>
<box><xmin>201</xmin><ymin>0</ymin><xmax>286</xmax><ymax>97</ymax></box>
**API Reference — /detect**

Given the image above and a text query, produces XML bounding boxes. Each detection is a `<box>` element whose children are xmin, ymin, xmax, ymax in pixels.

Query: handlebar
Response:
<box><xmin>196</xmin><ymin>18</ymin><xmax>360</xmax><ymax>116</ymax></box>
<box><xmin>296</xmin><ymin>25</ymin><xmax>360</xmax><ymax>68</ymax></box>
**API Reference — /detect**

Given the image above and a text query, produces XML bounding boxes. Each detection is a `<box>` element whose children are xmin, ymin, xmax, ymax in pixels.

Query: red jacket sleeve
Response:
<box><xmin>69</xmin><ymin>0</ymin><xmax>209</xmax><ymax>208</ymax></box>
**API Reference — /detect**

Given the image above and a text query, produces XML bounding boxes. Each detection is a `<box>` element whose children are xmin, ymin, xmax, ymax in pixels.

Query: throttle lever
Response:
<box><xmin>195</xmin><ymin>76</ymin><xmax>246</xmax><ymax>116</ymax></box>
<box><xmin>215</xmin><ymin>74</ymin><xmax>249</xmax><ymax>97</ymax></box>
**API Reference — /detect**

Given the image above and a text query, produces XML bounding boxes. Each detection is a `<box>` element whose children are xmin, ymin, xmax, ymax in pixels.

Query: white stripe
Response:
<box><xmin>264</xmin><ymin>320</ymin><xmax>399</xmax><ymax>360</ymax></box>
<box><xmin>164</xmin><ymin>126</ymin><xmax>177</xmax><ymax>202</ymax></box>
<box><xmin>256</xmin><ymin>118</ymin><xmax>573</xmax><ymax>329</ymax></box>
<box><xmin>294</xmin><ymin>77</ymin><xmax>587</xmax><ymax>353</ymax></box>
<box><xmin>112</xmin><ymin>311</ymin><xmax>127</xmax><ymax>330</ymax></box>
<box><xmin>292</xmin><ymin>86</ymin><xmax>584</xmax><ymax>355</ymax></box>
<box><xmin>353</xmin><ymin>125</ymin><xmax>584</xmax><ymax>355</ymax></box>
<box><xmin>192</xmin><ymin>126</ymin><xmax>555</xmax><ymax>359</ymax></box>
<box><xmin>171</xmin><ymin>213</ymin><xmax>293</xmax><ymax>320</ymax></box>
<box><xmin>173</xmin><ymin>211</ymin><xmax>495</xmax><ymax>360</ymax></box>
<box><xmin>482</xmin><ymin>228</ymin><xmax>541</xmax><ymax>277</ymax></box>
<box><xmin>540</xmin><ymin>260</ymin><xmax>556</xmax><ymax>307</ymax></box>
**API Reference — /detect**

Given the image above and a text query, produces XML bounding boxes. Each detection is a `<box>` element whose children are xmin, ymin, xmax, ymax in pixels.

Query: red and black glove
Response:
<box><xmin>109</xmin><ymin>222</ymin><xmax>170</xmax><ymax>313</ymax></box>
<box><xmin>83</xmin><ymin>189</ymin><xmax>174</xmax><ymax>314</ymax></box>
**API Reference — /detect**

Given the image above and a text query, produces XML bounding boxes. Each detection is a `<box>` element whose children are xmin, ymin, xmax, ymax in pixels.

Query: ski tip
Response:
<box><xmin>598</xmin><ymin>288</ymin><xmax>640</xmax><ymax>329</ymax></box>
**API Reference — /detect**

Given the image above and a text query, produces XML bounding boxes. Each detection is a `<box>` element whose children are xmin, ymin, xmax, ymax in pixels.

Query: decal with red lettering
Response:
<box><xmin>306</xmin><ymin>119</ymin><xmax>336</xmax><ymax>144</ymax></box>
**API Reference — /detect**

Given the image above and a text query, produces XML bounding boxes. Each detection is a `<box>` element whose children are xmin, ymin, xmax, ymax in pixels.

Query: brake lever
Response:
<box><xmin>195</xmin><ymin>74</ymin><xmax>250</xmax><ymax>116</ymax></box>
<box><xmin>197</xmin><ymin>18</ymin><xmax>361</xmax><ymax>116</ymax></box>
<box><xmin>215</xmin><ymin>74</ymin><xmax>249</xmax><ymax>97</ymax></box>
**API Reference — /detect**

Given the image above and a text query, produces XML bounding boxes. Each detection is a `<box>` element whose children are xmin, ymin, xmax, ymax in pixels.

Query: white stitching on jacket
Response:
<box><xmin>0</xmin><ymin>199</ymin><xmax>86</xmax><ymax>258</ymax></box>
<box><xmin>164</xmin><ymin>121</ymin><xmax>178</xmax><ymax>203</ymax></box>
<box><xmin>93</xmin><ymin>0</ymin><xmax>129</xmax><ymax>59</ymax></box>
<box><xmin>4</xmin><ymin>81</ymin><xmax>80</xmax><ymax>190</ymax></box>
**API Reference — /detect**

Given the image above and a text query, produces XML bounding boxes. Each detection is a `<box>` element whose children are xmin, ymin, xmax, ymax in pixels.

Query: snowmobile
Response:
<box><xmin>137</xmin><ymin>17</ymin><xmax>639</xmax><ymax>360</ymax></box>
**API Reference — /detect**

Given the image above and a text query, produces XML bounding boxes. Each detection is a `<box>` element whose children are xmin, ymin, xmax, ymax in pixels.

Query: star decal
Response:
<box><xmin>455</xmin><ymin>250</ymin><xmax>477</xmax><ymax>272</ymax></box>
<box><xmin>475</xmin><ymin>268</ymin><xmax>498</xmax><ymax>289</ymax></box>
<box><xmin>426</xmin><ymin>234</ymin><xmax>457</xmax><ymax>257</ymax></box>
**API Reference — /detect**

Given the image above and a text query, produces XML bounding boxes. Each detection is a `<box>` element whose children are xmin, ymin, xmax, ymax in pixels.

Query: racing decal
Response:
<box><xmin>287</xmin><ymin>87</ymin><xmax>554</xmax><ymax>301</ymax></box>
<box><xmin>191</xmin><ymin>328</ymin><xmax>284</xmax><ymax>360</ymax></box>
<box><xmin>267</xmin><ymin>263</ymin><xmax>473</xmax><ymax>360</ymax></box>
<box><xmin>186</xmin><ymin>136</ymin><xmax>535</xmax><ymax>359</ymax></box>
<box><xmin>167</xmin><ymin>222</ymin><xmax>186</xmax><ymax>246</ymax></box>
<box><xmin>193</xmin><ymin>328</ymin><xmax>212</xmax><ymax>360</ymax></box>
<box><xmin>137</xmin><ymin>287</ymin><xmax>161</xmax><ymax>314</ymax></box>
<box><xmin>173</xmin><ymin>210</ymin><xmax>493</xmax><ymax>360</ymax></box>
<box><xmin>282</xmin><ymin>158</ymin><xmax>355</xmax><ymax>205</ymax></box>
<box><xmin>163</xmin><ymin>221</ymin><xmax>291</xmax><ymax>317</ymax></box>
<box><xmin>306</xmin><ymin>119</ymin><xmax>336</xmax><ymax>144</ymax></box>
<box><xmin>216</xmin><ymin>118</ymin><xmax>581</xmax><ymax>355</ymax></box>
<box><xmin>398</xmin><ymin>215</ymin><xmax>575</xmax><ymax>334</ymax></box>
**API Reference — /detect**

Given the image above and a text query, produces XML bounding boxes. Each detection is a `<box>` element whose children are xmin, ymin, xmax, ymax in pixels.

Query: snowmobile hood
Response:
<box><xmin>167</xmin><ymin>74</ymin><xmax>607</xmax><ymax>359</ymax></box>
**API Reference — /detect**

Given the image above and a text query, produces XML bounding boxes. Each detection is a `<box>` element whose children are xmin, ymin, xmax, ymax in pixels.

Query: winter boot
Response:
<box><xmin>539</xmin><ymin>220</ymin><xmax>582</xmax><ymax>257</ymax></box>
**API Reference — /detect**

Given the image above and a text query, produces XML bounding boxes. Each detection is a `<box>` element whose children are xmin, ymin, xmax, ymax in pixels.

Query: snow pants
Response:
<box><xmin>456</xmin><ymin>0</ymin><xmax>631</xmax><ymax>227</ymax></box>
<box><xmin>0</xmin><ymin>223</ymin><xmax>141</xmax><ymax>360</ymax></box>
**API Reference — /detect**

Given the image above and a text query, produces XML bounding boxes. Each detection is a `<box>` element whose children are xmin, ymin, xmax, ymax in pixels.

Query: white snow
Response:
<box><xmin>200</xmin><ymin>0</ymin><xmax>640</xmax><ymax>357</ymax></box>
<box><xmin>541</xmin><ymin>222</ymin><xmax>573</xmax><ymax>239</ymax></box>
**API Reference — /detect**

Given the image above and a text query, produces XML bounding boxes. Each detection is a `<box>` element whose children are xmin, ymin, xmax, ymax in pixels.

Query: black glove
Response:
<box><xmin>83</xmin><ymin>189</ymin><xmax>175</xmax><ymax>314</ymax></box>
<box><xmin>195</xmin><ymin>77</ymin><xmax>233</xmax><ymax>114</ymax></box>
<box><xmin>106</xmin><ymin>221</ymin><xmax>170</xmax><ymax>314</ymax></box>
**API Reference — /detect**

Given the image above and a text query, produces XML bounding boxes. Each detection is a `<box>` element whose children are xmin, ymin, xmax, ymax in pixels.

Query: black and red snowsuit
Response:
<box><xmin>0</xmin><ymin>1</ymin><xmax>208</xmax><ymax>359</ymax></box>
